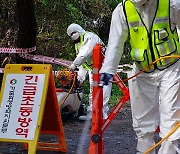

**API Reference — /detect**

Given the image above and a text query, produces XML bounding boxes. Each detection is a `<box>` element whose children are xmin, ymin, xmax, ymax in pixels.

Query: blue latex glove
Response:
<box><xmin>100</xmin><ymin>73</ymin><xmax>113</xmax><ymax>85</ymax></box>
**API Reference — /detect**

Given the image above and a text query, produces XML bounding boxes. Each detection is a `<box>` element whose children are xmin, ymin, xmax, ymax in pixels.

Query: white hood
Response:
<box><xmin>131</xmin><ymin>0</ymin><xmax>149</xmax><ymax>6</ymax></box>
<box><xmin>67</xmin><ymin>23</ymin><xmax>86</xmax><ymax>40</ymax></box>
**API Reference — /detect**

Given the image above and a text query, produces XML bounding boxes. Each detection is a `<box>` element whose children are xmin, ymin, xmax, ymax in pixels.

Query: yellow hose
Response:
<box><xmin>111</xmin><ymin>55</ymin><xmax>180</xmax><ymax>83</ymax></box>
<box><xmin>144</xmin><ymin>122</ymin><xmax>180</xmax><ymax>154</ymax></box>
<box><xmin>111</xmin><ymin>55</ymin><xmax>180</xmax><ymax>153</ymax></box>
<box><xmin>58</xmin><ymin>73</ymin><xmax>76</xmax><ymax>107</ymax></box>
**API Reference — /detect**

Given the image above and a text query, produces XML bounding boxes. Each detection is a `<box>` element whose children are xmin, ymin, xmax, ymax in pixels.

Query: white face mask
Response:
<box><xmin>131</xmin><ymin>0</ymin><xmax>148</xmax><ymax>6</ymax></box>
<box><xmin>71</xmin><ymin>32</ymin><xmax>80</xmax><ymax>41</ymax></box>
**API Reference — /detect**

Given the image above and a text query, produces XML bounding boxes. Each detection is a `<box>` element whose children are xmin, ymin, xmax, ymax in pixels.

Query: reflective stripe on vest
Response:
<box><xmin>75</xmin><ymin>32</ymin><xmax>93</xmax><ymax>71</ymax></box>
<box><xmin>123</xmin><ymin>0</ymin><xmax>180</xmax><ymax>72</ymax></box>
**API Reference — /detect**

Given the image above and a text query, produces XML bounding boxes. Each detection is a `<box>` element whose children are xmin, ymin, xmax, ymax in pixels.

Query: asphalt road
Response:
<box><xmin>0</xmin><ymin>105</ymin><xmax>138</xmax><ymax>154</ymax></box>
<box><xmin>0</xmin><ymin>104</ymin><xmax>167</xmax><ymax>154</ymax></box>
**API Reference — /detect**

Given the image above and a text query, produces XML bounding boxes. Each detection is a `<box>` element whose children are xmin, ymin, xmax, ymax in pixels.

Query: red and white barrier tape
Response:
<box><xmin>0</xmin><ymin>46</ymin><xmax>132</xmax><ymax>74</ymax></box>
<box><xmin>0</xmin><ymin>46</ymin><xmax>35</xmax><ymax>73</ymax></box>
<box><xmin>19</xmin><ymin>53</ymin><xmax>72</xmax><ymax>67</ymax></box>
<box><xmin>0</xmin><ymin>59</ymin><xmax>131</xmax><ymax>74</ymax></box>
<box><xmin>0</xmin><ymin>68</ymin><xmax>4</xmax><ymax>73</ymax></box>
<box><xmin>0</xmin><ymin>46</ymin><xmax>36</xmax><ymax>53</ymax></box>
<box><xmin>117</xmin><ymin>64</ymin><xmax>133</xmax><ymax>73</ymax></box>
<box><xmin>0</xmin><ymin>46</ymin><xmax>73</xmax><ymax>73</ymax></box>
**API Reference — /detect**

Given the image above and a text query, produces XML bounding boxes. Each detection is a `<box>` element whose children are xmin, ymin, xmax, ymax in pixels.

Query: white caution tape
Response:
<box><xmin>117</xmin><ymin>64</ymin><xmax>133</xmax><ymax>73</ymax></box>
<box><xmin>0</xmin><ymin>47</ymin><xmax>132</xmax><ymax>74</ymax></box>
<box><xmin>0</xmin><ymin>45</ymin><xmax>73</xmax><ymax>73</ymax></box>
<box><xmin>0</xmin><ymin>54</ymin><xmax>73</xmax><ymax>73</ymax></box>
<box><xmin>118</xmin><ymin>64</ymin><xmax>133</xmax><ymax>69</ymax></box>
<box><xmin>0</xmin><ymin>68</ymin><xmax>4</xmax><ymax>73</ymax></box>
<box><xmin>19</xmin><ymin>53</ymin><xmax>72</xmax><ymax>67</ymax></box>
<box><xmin>0</xmin><ymin>46</ymin><xmax>36</xmax><ymax>53</ymax></box>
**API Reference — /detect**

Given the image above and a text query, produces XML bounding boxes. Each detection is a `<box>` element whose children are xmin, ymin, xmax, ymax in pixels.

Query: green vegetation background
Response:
<box><xmin>0</xmin><ymin>0</ymin><xmax>132</xmax><ymax>107</ymax></box>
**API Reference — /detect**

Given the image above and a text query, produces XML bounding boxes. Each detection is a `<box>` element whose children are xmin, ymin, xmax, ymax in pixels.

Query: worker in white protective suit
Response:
<box><xmin>67</xmin><ymin>23</ymin><xmax>112</xmax><ymax>120</ymax></box>
<box><xmin>100</xmin><ymin>0</ymin><xmax>180</xmax><ymax>153</ymax></box>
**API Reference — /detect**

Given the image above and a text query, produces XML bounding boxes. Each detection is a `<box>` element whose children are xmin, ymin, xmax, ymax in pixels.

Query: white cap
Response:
<box><xmin>67</xmin><ymin>23</ymin><xmax>85</xmax><ymax>41</ymax></box>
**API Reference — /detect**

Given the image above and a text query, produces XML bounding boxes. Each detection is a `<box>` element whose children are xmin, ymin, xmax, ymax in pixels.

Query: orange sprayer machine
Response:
<box><xmin>55</xmin><ymin>68</ymin><xmax>86</xmax><ymax>118</ymax></box>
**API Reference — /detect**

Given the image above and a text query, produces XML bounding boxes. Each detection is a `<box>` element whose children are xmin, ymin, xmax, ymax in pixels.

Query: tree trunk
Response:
<box><xmin>16</xmin><ymin>0</ymin><xmax>37</xmax><ymax>64</ymax></box>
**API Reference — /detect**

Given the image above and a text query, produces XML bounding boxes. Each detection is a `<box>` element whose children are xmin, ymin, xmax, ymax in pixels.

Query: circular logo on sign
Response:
<box><xmin>10</xmin><ymin>79</ymin><xmax>17</xmax><ymax>85</ymax></box>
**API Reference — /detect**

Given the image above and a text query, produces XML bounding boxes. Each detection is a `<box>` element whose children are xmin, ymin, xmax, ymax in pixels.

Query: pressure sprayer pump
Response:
<box><xmin>56</xmin><ymin>68</ymin><xmax>73</xmax><ymax>87</ymax></box>
<box><xmin>56</xmin><ymin>68</ymin><xmax>83</xmax><ymax>93</ymax></box>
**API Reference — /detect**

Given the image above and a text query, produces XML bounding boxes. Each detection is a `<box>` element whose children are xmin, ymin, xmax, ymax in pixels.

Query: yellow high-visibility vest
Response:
<box><xmin>75</xmin><ymin>32</ymin><xmax>93</xmax><ymax>71</ymax></box>
<box><xmin>123</xmin><ymin>0</ymin><xmax>180</xmax><ymax>72</ymax></box>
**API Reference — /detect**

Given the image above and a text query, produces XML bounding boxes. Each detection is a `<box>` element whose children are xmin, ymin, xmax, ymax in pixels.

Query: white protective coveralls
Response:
<box><xmin>67</xmin><ymin>23</ymin><xmax>112</xmax><ymax>120</ymax></box>
<box><xmin>100</xmin><ymin>0</ymin><xmax>180</xmax><ymax>153</ymax></box>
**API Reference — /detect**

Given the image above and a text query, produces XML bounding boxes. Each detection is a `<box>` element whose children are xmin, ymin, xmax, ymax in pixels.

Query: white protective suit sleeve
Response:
<box><xmin>100</xmin><ymin>0</ymin><xmax>180</xmax><ymax>75</ymax></box>
<box><xmin>99</xmin><ymin>3</ymin><xmax>129</xmax><ymax>75</ymax></box>
<box><xmin>72</xmin><ymin>32</ymin><xmax>103</xmax><ymax>67</ymax></box>
<box><xmin>171</xmin><ymin>0</ymin><xmax>180</xmax><ymax>29</ymax></box>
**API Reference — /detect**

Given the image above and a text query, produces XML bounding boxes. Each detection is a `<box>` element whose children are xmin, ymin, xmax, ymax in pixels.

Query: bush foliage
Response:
<box><xmin>0</xmin><ymin>0</ymin><xmax>133</xmax><ymax>107</ymax></box>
